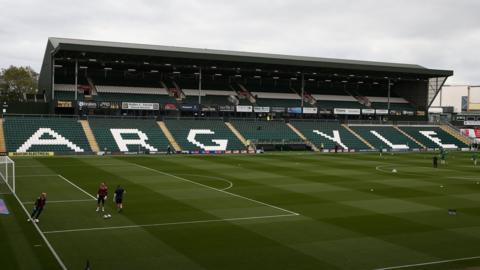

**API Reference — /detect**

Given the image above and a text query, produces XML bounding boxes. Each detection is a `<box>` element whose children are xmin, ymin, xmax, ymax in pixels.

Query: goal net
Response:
<box><xmin>0</xmin><ymin>156</ymin><xmax>15</xmax><ymax>194</ymax></box>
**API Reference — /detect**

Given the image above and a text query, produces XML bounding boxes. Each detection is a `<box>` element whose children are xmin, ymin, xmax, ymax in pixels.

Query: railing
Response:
<box><xmin>3</xmin><ymin>113</ymin><xmax>80</xmax><ymax>119</ymax></box>
<box><xmin>163</xmin><ymin>116</ymin><xmax>224</xmax><ymax>121</ymax></box>
<box><xmin>345</xmin><ymin>119</ymin><xmax>436</xmax><ymax>126</ymax></box>
<box><xmin>87</xmin><ymin>115</ymin><xmax>157</xmax><ymax>120</ymax></box>
<box><xmin>441</xmin><ymin>120</ymin><xmax>475</xmax><ymax>143</ymax></box>
<box><xmin>253</xmin><ymin>139</ymin><xmax>305</xmax><ymax>145</ymax></box>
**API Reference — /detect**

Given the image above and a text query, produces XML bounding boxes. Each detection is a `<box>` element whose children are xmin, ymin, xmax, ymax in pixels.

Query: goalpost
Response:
<box><xmin>0</xmin><ymin>156</ymin><xmax>15</xmax><ymax>194</ymax></box>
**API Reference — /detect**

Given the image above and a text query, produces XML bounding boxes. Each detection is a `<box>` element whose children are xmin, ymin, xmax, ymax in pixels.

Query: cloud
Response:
<box><xmin>0</xmin><ymin>0</ymin><xmax>479</xmax><ymax>84</ymax></box>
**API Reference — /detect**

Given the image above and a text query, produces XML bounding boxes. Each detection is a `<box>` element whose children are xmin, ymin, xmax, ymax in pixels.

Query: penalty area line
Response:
<box><xmin>43</xmin><ymin>213</ymin><xmax>299</xmax><ymax>234</ymax></box>
<box><xmin>374</xmin><ymin>255</ymin><xmax>480</xmax><ymax>270</ymax></box>
<box><xmin>57</xmin><ymin>174</ymin><xmax>97</xmax><ymax>201</ymax></box>
<box><xmin>23</xmin><ymin>199</ymin><xmax>93</xmax><ymax>205</ymax></box>
<box><xmin>132</xmin><ymin>163</ymin><xmax>300</xmax><ymax>216</ymax></box>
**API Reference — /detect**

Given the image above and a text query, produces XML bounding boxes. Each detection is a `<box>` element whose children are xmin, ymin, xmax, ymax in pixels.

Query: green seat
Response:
<box><xmin>54</xmin><ymin>91</ymin><xmax>84</xmax><ymax>101</ymax></box>
<box><xmin>399</xmin><ymin>126</ymin><xmax>468</xmax><ymax>149</ymax></box>
<box><xmin>164</xmin><ymin>119</ymin><xmax>244</xmax><ymax>151</ymax></box>
<box><xmin>89</xmin><ymin>118</ymin><xmax>169</xmax><ymax>152</ymax></box>
<box><xmin>349</xmin><ymin>126</ymin><xmax>420</xmax><ymax>150</ymax></box>
<box><xmin>371</xmin><ymin>102</ymin><xmax>415</xmax><ymax>110</ymax></box>
<box><xmin>4</xmin><ymin>116</ymin><xmax>91</xmax><ymax>153</ymax></box>
<box><xmin>290</xmin><ymin>120</ymin><xmax>368</xmax><ymax>150</ymax></box>
<box><xmin>94</xmin><ymin>93</ymin><xmax>177</xmax><ymax>103</ymax></box>
<box><xmin>231</xmin><ymin>119</ymin><xmax>301</xmax><ymax>143</ymax></box>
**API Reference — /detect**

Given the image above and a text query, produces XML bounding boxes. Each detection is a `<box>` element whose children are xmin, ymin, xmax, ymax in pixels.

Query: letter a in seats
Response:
<box><xmin>17</xmin><ymin>128</ymin><xmax>85</xmax><ymax>152</ymax></box>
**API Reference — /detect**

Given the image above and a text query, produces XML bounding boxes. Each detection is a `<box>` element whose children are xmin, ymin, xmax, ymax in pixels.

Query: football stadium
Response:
<box><xmin>1</xmin><ymin>36</ymin><xmax>480</xmax><ymax>270</ymax></box>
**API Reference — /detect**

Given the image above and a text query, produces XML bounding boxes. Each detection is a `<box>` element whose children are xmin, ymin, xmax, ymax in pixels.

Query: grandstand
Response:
<box><xmin>0</xmin><ymin>37</ymin><xmax>469</xmax><ymax>154</ymax></box>
<box><xmin>35</xmin><ymin>38</ymin><xmax>452</xmax><ymax>120</ymax></box>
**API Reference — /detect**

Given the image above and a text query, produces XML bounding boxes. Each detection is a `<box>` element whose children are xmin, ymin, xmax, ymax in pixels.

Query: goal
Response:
<box><xmin>0</xmin><ymin>156</ymin><xmax>15</xmax><ymax>194</ymax></box>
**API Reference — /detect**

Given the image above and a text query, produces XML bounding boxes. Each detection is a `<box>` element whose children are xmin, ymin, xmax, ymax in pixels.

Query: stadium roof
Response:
<box><xmin>47</xmin><ymin>37</ymin><xmax>452</xmax><ymax>77</ymax></box>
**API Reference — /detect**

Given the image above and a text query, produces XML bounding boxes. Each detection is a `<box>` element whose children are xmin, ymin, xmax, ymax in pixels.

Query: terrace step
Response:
<box><xmin>225</xmin><ymin>122</ymin><xmax>248</xmax><ymax>147</ymax></box>
<box><xmin>393</xmin><ymin>125</ymin><xmax>426</xmax><ymax>149</ymax></box>
<box><xmin>342</xmin><ymin>124</ymin><xmax>375</xmax><ymax>150</ymax></box>
<box><xmin>80</xmin><ymin>120</ymin><xmax>99</xmax><ymax>152</ymax></box>
<box><xmin>286</xmin><ymin>123</ymin><xmax>319</xmax><ymax>152</ymax></box>
<box><xmin>440</xmin><ymin>124</ymin><xmax>472</xmax><ymax>146</ymax></box>
<box><xmin>157</xmin><ymin>121</ymin><xmax>182</xmax><ymax>152</ymax></box>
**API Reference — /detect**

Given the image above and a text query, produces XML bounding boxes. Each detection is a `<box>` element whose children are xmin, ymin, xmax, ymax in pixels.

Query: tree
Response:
<box><xmin>0</xmin><ymin>66</ymin><xmax>38</xmax><ymax>102</ymax></box>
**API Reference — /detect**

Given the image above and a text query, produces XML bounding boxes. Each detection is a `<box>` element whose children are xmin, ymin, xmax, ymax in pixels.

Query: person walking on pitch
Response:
<box><xmin>28</xmin><ymin>192</ymin><xmax>47</xmax><ymax>223</ymax></box>
<box><xmin>113</xmin><ymin>185</ymin><xmax>126</xmax><ymax>212</ymax></box>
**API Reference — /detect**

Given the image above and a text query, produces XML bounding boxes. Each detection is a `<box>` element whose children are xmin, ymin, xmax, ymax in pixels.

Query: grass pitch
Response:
<box><xmin>1</xmin><ymin>152</ymin><xmax>480</xmax><ymax>269</ymax></box>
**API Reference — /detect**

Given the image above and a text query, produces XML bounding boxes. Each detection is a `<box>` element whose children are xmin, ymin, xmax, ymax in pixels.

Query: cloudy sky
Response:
<box><xmin>1</xmin><ymin>0</ymin><xmax>479</xmax><ymax>84</ymax></box>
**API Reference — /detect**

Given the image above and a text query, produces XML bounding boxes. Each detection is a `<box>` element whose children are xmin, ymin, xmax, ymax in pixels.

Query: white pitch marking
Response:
<box><xmin>3</xmin><ymin>179</ymin><xmax>67</xmax><ymax>269</ymax></box>
<box><xmin>174</xmin><ymin>173</ymin><xmax>234</xmax><ymax>191</ymax></box>
<box><xmin>43</xmin><ymin>213</ymin><xmax>298</xmax><ymax>234</ymax></box>
<box><xmin>375</xmin><ymin>255</ymin><xmax>480</xmax><ymax>270</ymax></box>
<box><xmin>16</xmin><ymin>174</ymin><xmax>59</xmax><ymax>178</ymax></box>
<box><xmin>15</xmin><ymin>164</ymin><xmax>119</xmax><ymax>168</ymax></box>
<box><xmin>23</xmin><ymin>199</ymin><xmax>93</xmax><ymax>205</ymax></box>
<box><xmin>132</xmin><ymin>163</ymin><xmax>300</xmax><ymax>216</ymax></box>
<box><xmin>57</xmin><ymin>175</ymin><xmax>97</xmax><ymax>200</ymax></box>
<box><xmin>447</xmin><ymin>176</ymin><xmax>480</xmax><ymax>182</ymax></box>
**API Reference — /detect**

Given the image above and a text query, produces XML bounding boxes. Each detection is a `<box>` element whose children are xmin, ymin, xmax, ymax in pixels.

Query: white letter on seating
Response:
<box><xmin>370</xmin><ymin>130</ymin><xmax>409</xmax><ymax>149</ymax></box>
<box><xmin>110</xmin><ymin>129</ymin><xmax>158</xmax><ymax>152</ymax></box>
<box><xmin>419</xmin><ymin>130</ymin><xmax>457</xmax><ymax>149</ymax></box>
<box><xmin>17</xmin><ymin>128</ymin><xmax>84</xmax><ymax>152</ymax></box>
<box><xmin>187</xmin><ymin>129</ymin><xmax>228</xmax><ymax>151</ymax></box>
<box><xmin>313</xmin><ymin>130</ymin><xmax>348</xmax><ymax>149</ymax></box>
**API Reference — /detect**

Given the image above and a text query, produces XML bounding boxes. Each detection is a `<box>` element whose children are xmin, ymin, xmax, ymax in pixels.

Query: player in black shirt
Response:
<box><xmin>113</xmin><ymin>185</ymin><xmax>126</xmax><ymax>212</ymax></box>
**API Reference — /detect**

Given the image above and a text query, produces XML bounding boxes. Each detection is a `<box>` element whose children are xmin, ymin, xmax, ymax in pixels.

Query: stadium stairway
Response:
<box><xmin>0</xmin><ymin>119</ymin><xmax>6</xmax><ymax>153</ymax></box>
<box><xmin>393</xmin><ymin>126</ymin><xmax>426</xmax><ymax>148</ymax></box>
<box><xmin>225</xmin><ymin>122</ymin><xmax>249</xmax><ymax>147</ymax></box>
<box><xmin>80</xmin><ymin>120</ymin><xmax>100</xmax><ymax>152</ymax></box>
<box><xmin>440</xmin><ymin>125</ymin><xmax>472</xmax><ymax>146</ymax></box>
<box><xmin>342</xmin><ymin>124</ymin><xmax>375</xmax><ymax>150</ymax></box>
<box><xmin>286</xmin><ymin>123</ymin><xmax>319</xmax><ymax>151</ymax></box>
<box><xmin>157</xmin><ymin>121</ymin><xmax>182</xmax><ymax>152</ymax></box>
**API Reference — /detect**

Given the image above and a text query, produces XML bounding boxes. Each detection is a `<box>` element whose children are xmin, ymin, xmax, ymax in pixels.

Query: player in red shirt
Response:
<box><xmin>28</xmin><ymin>192</ymin><xmax>47</xmax><ymax>223</ymax></box>
<box><xmin>96</xmin><ymin>182</ymin><xmax>108</xmax><ymax>212</ymax></box>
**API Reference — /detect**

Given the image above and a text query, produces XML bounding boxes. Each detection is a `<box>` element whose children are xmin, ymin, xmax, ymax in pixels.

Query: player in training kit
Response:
<box><xmin>113</xmin><ymin>185</ymin><xmax>126</xmax><ymax>212</ymax></box>
<box><xmin>473</xmin><ymin>152</ymin><xmax>478</xmax><ymax>167</ymax></box>
<box><xmin>96</xmin><ymin>183</ymin><xmax>108</xmax><ymax>212</ymax></box>
<box><xmin>28</xmin><ymin>192</ymin><xmax>47</xmax><ymax>223</ymax></box>
<box><xmin>440</xmin><ymin>148</ymin><xmax>447</xmax><ymax>165</ymax></box>
<box><xmin>433</xmin><ymin>155</ymin><xmax>438</xmax><ymax>168</ymax></box>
